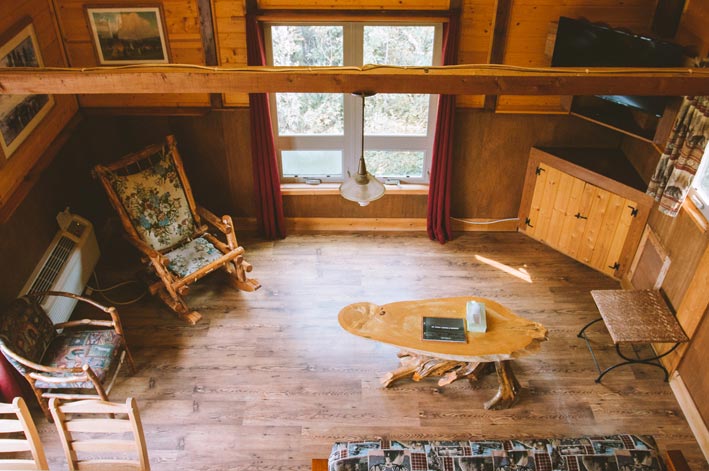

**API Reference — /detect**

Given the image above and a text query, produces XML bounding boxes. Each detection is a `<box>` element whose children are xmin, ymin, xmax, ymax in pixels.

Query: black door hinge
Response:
<box><xmin>574</xmin><ymin>212</ymin><xmax>588</xmax><ymax>220</ymax></box>
<box><xmin>628</xmin><ymin>205</ymin><xmax>638</xmax><ymax>217</ymax></box>
<box><xmin>608</xmin><ymin>262</ymin><xmax>620</xmax><ymax>271</ymax></box>
<box><xmin>535</xmin><ymin>166</ymin><xmax>545</xmax><ymax>175</ymax></box>
<box><xmin>525</xmin><ymin>217</ymin><xmax>534</xmax><ymax>228</ymax></box>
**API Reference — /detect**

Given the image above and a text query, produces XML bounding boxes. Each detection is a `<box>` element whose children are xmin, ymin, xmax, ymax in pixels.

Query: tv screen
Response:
<box><xmin>551</xmin><ymin>17</ymin><xmax>685</xmax><ymax>117</ymax></box>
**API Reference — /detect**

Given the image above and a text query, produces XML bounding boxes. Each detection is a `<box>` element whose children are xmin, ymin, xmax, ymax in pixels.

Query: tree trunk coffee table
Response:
<box><xmin>338</xmin><ymin>297</ymin><xmax>548</xmax><ymax>410</ymax></box>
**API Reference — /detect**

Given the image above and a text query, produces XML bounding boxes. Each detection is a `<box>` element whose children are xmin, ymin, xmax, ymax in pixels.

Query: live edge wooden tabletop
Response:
<box><xmin>338</xmin><ymin>296</ymin><xmax>548</xmax><ymax>363</ymax></box>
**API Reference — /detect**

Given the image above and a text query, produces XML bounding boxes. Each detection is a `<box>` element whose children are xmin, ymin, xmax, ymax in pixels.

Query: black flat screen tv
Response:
<box><xmin>551</xmin><ymin>17</ymin><xmax>685</xmax><ymax>117</ymax></box>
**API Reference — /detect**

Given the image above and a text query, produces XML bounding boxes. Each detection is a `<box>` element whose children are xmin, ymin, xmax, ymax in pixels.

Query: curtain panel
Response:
<box><xmin>426</xmin><ymin>13</ymin><xmax>461</xmax><ymax>243</ymax></box>
<box><xmin>647</xmin><ymin>96</ymin><xmax>709</xmax><ymax>217</ymax></box>
<box><xmin>246</xmin><ymin>14</ymin><xmax>287</xmax><ymax>239</ymax></box>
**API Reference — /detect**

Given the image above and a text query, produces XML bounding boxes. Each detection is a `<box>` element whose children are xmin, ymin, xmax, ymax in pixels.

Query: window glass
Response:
<box><xmin>363</xmin><ymin>26</ymin><xmax>435</xmax><ymax>66</ymax></box>
<box><xmin>365</xmin><ymin>150</ymin><xmax>425</xmax><ymax>178</ymax></box>
<box><xmin>365</xmin><ymin>94</ymin><xmax>429</xmax><ymax>136</ymax></box>
<box><xmin>276</xmin><ymin>93</ymin><xmax>344</xmax><ymax>135</ymax></box>
<box><xmin>282</xmin><ymin>150</ymin><xmax>343</xmax><ymax>176</ymax></box>
<box><xmin>271</xmin><ymin>26</ymin><xmax>343</xmax><ymax>66</ymax></box>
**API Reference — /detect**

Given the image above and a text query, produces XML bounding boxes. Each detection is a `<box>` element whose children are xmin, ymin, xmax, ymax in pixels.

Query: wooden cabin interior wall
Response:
<box><xmin>1</xmin><ymin>0</ymin><xmax>708</xmax><ymax>446</ymax></box>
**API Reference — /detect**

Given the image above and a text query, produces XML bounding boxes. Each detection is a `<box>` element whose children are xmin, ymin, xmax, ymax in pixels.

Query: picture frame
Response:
<box><xmin>85</xmin><ymin>5</ymin><xmax>170</xmax><ymax>65</ymax></box>
<box><xmin>0</xmin><ymin>19</ymin><xmax>54</xmax><ymax>160</ymax></box>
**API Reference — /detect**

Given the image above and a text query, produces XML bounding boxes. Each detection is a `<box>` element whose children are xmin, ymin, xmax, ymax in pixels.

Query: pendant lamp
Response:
<box><xmin>339</xmin><ymin>91</ymin><xmax>385</xmax><ymax>206</ymax></box>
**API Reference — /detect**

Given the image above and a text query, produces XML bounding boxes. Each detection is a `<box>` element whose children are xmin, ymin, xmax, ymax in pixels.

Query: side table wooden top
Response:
<box><xmin>590</xmin><ymin>289</ymin><xmax>689</xmax><ymax>345</ymax></box>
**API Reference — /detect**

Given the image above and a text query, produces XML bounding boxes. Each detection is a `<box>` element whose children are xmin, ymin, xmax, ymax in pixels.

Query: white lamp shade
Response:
<box><xmin>339</xmin><ymin>172</ymin><xmax>385</xmax><ymax>206</ymax></box>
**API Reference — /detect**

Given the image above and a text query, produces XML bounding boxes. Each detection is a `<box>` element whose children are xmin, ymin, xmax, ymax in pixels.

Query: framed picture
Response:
<box><xmin>86</xmin><ymin>6</ymin><xmax>170</xmax><ymax>65</ymax></box>
<box><xmin>0</xmin><ymin>20</ymin><xmax>54</xmax><ymax>160</ymax></box>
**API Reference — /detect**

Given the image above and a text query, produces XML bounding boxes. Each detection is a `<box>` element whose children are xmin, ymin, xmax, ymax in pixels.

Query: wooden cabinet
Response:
<box><xmin>518</xmin><ymin>147</ymin><xmax>653</xmax><ymax>279</ymax></box>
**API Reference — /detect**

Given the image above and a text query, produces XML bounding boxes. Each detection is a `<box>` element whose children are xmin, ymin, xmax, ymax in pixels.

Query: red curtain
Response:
<box><xmin>246</xmin><ymin>14</ymin><xmax>286</xmax><ymax>239</ymax></box>
<box><xmin>427</xmin><ymin>14</ymin><xmax>461</xmax><ymax>243</ymax></box>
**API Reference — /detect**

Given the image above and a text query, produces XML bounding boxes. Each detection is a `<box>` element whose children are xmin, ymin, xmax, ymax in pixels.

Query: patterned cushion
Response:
<box><xmin>328</xmin><ymin>436</ymin><xmax>663</xmax><ymax>471</ymax></box>
<box><xmin>165</xmin><ymin>236</ymin><xmax>223</xmax><ymax>278</ymax></box>
<box><xmin>108</xmin><ymin>146</ymin><xmax>196</xmax><ymax>251</ymax></box>
<box><xmin>35</xmin><ymin>330</ymin><xmax>123</xmax><ymax>389</ymax></box>
<box><xmin>0</xmin><ymin>297</ymin><xmax>56</xmax><ymax>374</ymax></box>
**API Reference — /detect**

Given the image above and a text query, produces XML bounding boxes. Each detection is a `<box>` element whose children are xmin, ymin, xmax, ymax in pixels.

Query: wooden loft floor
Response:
<box><xmin>30</xmin><ymin>232</ymin><xmax>706</xmax><ymax>470</ymax></box>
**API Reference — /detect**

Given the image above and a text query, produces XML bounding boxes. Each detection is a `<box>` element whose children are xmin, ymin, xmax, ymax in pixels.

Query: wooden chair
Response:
<box><xmin>94</xmin><ymin>134</ymin><xmax>260</xmax><ymax>324</ymax></box>
<box><xmin>0</xmin><ymin>397</ymin><xmax>48</xmax><ymax>470</ymax></box>
<box><xmin>0</xmin><ymin>292</ymin><xmax>135</xmax><ymax>420</ymax></box>
<box><xmin>50</xmin><ymin>397</ymin><xmax>150</xmax><ymax>471</ymax></box>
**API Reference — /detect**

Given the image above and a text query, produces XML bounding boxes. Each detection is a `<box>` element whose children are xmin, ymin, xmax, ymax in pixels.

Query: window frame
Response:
<box><xmin>264</xmin><ymin>21</ymin><xmax>442</xmax><ymax>184</ymax></box>
<box><xmin>688</xmin><ymin>145</ymin><xmax>709</xmax><ymax>222</ymax></box>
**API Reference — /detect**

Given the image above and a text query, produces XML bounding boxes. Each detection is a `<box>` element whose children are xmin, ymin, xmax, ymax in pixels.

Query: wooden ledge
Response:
<box><xmin>280</xmin><ymin>183</ymin><xmax>428</xmax><ymax>196</ymax></box>
<box><xmin>681</xmin><ymin>199</ymin><xmax>708</xmax><ymax>233</ymax></box>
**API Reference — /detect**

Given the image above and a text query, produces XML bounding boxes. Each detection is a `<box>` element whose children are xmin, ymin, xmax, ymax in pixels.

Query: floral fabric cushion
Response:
<box><xmin>35</xmin><ymin>329</ymin><xmax>123</xmax><ymax>389</ymax></box>
<box><xmin>328</xmin><ymin>435</ymin><xmax>663</xmax><ymax>471</ymax></box>
<box><xmin>165</xmin><ymin>236</ymin><xmax>223</xmax><ymax>278</ymax></box>
<box><xmin>109</xmin><ymin>147</ymin><xmax>196</xmax><ymax>251</ymax></box>
<box><xmin>0</xmin><ymin>297</ymin><xmax>56</xmax><ymax>374</ymax></box>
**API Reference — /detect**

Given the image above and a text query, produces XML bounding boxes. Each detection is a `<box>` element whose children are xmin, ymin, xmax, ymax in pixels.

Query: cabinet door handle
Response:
<box><xmin>574</xmin><ymin>212</ymin><xmax>588</xmax><ymax>220</ymax></box>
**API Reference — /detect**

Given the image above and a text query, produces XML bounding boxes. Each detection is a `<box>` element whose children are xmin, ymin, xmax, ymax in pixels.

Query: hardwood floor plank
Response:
<box><xmin>24</xmin><ymin>232</ymin><xmax>707</xmax><ymax>470</ymax></box>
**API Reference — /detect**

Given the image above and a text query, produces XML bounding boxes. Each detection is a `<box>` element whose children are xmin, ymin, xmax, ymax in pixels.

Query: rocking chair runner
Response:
<box><xmin>94</xmin><ymin>135</ymin><xmax>260</xmax><ymax>324</ymax></box>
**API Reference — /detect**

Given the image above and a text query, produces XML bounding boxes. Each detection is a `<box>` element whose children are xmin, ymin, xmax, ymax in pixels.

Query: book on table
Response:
<box><xmin>422</xmin><ymin>317</ymin><xmax>467</xmax><ymax>343</ymax></box>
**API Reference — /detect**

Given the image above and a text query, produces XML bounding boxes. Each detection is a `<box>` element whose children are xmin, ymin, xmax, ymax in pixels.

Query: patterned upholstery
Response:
<box><xmin>165</xmin><ymin>236</ymin><xmax>223</xmax><ymax>278</ymax></box>
<box><xmin>0</xmin><ymin>297</ymin><xmax>56</xmax><ymax>374</ymax></box>
<box><xmin>328</xmin><ymin>435</ymin><xmax>663</xmax><ymax>471</ymax></box>
<box><xmin>35</xmin><ymin>330</ymin><xmax>123</xmax><ymax>389</ymax></box>
<box><xmin>108</xmin><ymin>146</ymin><xmax>196</xmax><ymax>251</ymax></box>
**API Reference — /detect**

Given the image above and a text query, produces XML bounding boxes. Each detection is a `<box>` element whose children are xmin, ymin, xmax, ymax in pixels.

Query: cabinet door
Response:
<box><xmin>523</xmin><ymin>165</ymin><xmax>637</xmax><ymax>279</ymax></box>
<box><xmin>574</xmin><ymin>183</ymin><xmax>637</xmax><ymax>277</ymax></box>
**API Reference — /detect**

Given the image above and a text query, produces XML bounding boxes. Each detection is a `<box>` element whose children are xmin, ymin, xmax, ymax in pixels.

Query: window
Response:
<box><xmin>688</xmin><ymin>146</ymin><xmax>709</xmax><ymax>221</ymax></box>
<box><xmin>266</xmin><ymin>23</ymin><xmax>442</xmax><ymax>183</ymax></box>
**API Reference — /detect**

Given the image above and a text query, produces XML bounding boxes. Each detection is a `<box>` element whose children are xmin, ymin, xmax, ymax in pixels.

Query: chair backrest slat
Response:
<box><xmin>50</xmin><ymin>398</ymin><xmax>150</xmax><ymax>471</ymax></box>
<box><xmin>0</xmin><ymin>398</ymin><xmax>48</xmax><ymax>470</ymax></box>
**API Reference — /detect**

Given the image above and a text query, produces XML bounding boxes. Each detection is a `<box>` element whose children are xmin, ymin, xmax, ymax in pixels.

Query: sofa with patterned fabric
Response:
<box><xmin>327</xmin><ymin>435</ymin><xmax>665</xmax><ymax>471</ymax></box>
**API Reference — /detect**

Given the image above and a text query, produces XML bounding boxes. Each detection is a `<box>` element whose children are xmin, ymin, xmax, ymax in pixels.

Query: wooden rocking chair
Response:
<box><xmin>94</xmin><ymin>135</ymin><xmax>260</xmax><ymax>325</ymax></box>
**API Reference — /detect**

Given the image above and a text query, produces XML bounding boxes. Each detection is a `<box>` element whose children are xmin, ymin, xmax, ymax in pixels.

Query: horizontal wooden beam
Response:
<box><xmin>1</xmin><ymin>66</ymin><xmax>708</xmax><ymax>95</ymax></box>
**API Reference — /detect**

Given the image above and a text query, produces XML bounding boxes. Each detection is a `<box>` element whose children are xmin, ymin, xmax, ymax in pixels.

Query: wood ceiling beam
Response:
<box><xmin>0</xmin><ymin>66</ymin><xmax>708</xmax><ymax>96</ymax></box>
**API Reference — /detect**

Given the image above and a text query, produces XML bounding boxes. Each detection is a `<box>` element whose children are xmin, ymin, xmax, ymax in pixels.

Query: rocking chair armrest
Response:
<box><xmin>27</xmin><ymin>290</ymin><xmax>113</xmax><ymax>313</ymax></box>
<box><xmin>55</xmin><ymin>319</ymin><xmax>115</xmax><ymax>330</ymax></box>
<box><xmin>0</xmin><ymin>345</ymin><xmax>82</xmax><ymax>375</ymax></box>
<box><xmin>196</xmin><ymin>205</ymin><xmax>232</xmax><ymax>235</ymax></box>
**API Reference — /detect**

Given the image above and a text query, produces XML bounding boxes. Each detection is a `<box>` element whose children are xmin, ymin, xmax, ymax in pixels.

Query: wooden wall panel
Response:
<box><xmin>0</xmin><ymin>0</ymin><xmax>79</xmax><ymax>215</ymax></box>
<box><xmin>677</xmin><ymin>306</ymin><xmax>709</xmax><ymax>427</ymax></box>
<box><xmin>450</xmin><ymin>110</ymin><xmax>622</xmax><ymax>219</ymax></box>
<box><xmin>648</xmin><ymin>207</ymin><xmax>709</xmax><ymax>310</ymax></box>
<box><xmin>495</xmin><ymin>0</ymin><xmax>657</xmax><ymax>114</ymax></box>
<box><xmin>675</xmin><ymin>0</ymin><xmax>709</xmax><ymax>58</ymax></box>
<box><xmin>213</xmin><ymin>0</ymin><xmax>249</xmax><ymax>107</ymax></box>
<box><xmin>458</xmin><ymin>0</ymin><xmax>495</xmax><ymax>108</ymax></box>
<box><xmin>53</xmin><ymin>0</ymin><xmax>210</xmax><ymax>108</ymax></box>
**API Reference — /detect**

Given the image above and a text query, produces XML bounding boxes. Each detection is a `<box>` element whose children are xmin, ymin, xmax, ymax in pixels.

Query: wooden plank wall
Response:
<box><xmin>0</xmin><ymin>0</ymin><xmax>79</xmax><ymax>214</ymax></box>
<box><xmin>674</xmin><ymin>0</ymin><xmax>709</xmax><ymax>59</ymax></box>
<box><xmin>51</xmin><ymin>0</ymin><xmax>211</xmax><ymax>107</ymax></box>
<box><xmin>495</xmin><ymin>0</ymin><xmax>658</xmax><ymax>114</ymax></box>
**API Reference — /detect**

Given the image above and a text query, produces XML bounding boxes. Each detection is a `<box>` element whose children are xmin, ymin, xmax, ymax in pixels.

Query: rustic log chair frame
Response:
<box><xmin>0</xmin><ymin>291</ymin><xmax>136</xmax><ymax>421</ymax></box>
<box><xmin>93</xmin><ymin>135</ymin><xmax>260</xmax><ymax>325</ymax></box>
<box><xmin>0</xmin><ymin>397</ymin><xmax>49</xmax><ymax>470</ymax></box>
<box><xmin>50</xmin><ymin>397</ymin><xmax>150</xmax><ymax>471</ymax></box>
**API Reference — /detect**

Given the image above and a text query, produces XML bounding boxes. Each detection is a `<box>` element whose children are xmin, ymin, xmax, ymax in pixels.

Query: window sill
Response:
<box><xmin>682</xmin><ymin>198</ymin><xmax>709</xmax><ymax>233</ymax></box>
<box><xmin>280</xmin><ymin>183</ymin><xmax>429</xmax><ymax>196</ymax></box>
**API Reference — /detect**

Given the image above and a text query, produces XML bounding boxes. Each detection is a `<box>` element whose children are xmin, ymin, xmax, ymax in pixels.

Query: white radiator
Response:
<box><xmin>20</xmin><ymin>209</ymin><xmax>100</xmax><ymax>324</ymax></box>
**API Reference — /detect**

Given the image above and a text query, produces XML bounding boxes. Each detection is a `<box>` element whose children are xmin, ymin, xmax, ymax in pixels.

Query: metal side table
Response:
<box><xmin>578</xmin><ymin>289</ymin><xmax>689</xmax><ymax>383</ymax></box>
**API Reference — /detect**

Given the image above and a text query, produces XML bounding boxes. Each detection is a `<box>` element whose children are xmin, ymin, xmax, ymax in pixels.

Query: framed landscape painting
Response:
<box><xmin>86</xmin><ymin>6</ymin><xmax>170</xmax><ymax>65</ymax></box>
<box><xmin>0</xmin><ymin>21</ymin><xmax>54</xmax><ymax>160</ymax></box>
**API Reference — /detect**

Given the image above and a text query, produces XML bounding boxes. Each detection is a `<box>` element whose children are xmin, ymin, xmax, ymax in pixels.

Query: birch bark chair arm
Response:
<box><xmin>93</xmin><ymin>134</ymin><xmax>260</xmax><ymax>325</ymax></box>
<box><xmin>50</xmin><ymin>397</ymin><xmax>150</xmax><ymax>471</ymax></box>
<box><xmin>0</xmin><ymin>397</ymin><xmax>49</xmax><ymax>470</ymax></box>
<box><xmin>0</xmin><ymin>292</ymin><xmax>135</xmax><ymax>421</ymax></box>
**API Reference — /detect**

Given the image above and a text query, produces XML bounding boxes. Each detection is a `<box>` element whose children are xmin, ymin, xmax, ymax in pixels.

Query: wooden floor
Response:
<box><xmin>30</xmin><ymin>232</ymin><xmax>707</xmax><ymax>470</ymax></box>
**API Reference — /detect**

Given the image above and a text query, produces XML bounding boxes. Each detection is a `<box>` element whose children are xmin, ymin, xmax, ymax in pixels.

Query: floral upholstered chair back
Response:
<box><xmin>0</xmin><ymin>297</ymin><xmax>57</xmax><ymax>375</ymax></box>
<box><xmin>107</xmin><ymin>144</ymin><xmax>196</xmax><ymax>251</ymax></box>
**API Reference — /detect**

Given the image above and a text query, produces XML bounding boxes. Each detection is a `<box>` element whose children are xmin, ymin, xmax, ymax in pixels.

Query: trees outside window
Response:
<box><xmin>266</xmin><ymin>23</ymin><xmax>441</xmax><ymax>183</ymax></box>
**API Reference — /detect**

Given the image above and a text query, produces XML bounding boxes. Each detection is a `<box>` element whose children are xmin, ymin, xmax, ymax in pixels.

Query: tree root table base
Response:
<box><xmin>380</xmin><ymin>350</ymin><xmax>522</xmax><ymax>410</ymax></box>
